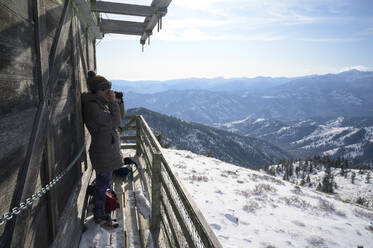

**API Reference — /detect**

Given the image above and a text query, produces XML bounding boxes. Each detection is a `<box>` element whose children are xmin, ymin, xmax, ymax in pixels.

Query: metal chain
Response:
<box><xmin>0</xmin><ymin>144</ymin><xmax>85</xmax><ymax>226</ymax></box>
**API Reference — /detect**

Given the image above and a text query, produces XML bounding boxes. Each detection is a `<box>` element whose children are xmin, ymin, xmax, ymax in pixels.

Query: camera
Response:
<box><xmin>114</xmin><ymin>91</ymin><xmax>123</xmax><ymax>99</ymax></box>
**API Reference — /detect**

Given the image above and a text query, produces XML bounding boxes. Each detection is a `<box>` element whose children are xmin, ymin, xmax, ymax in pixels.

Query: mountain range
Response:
<box><xmin>127</xmin><ymin>108</ymin><xmax>291</xmax><ymax>167</ymax></box>
<box><xmin>119</xmin><ymin>70</ymin><xmax>373</xmax><ymax>165</ymax></box>
<box><xmin>117</xmin><ymin>70</ymin><xmax>373</xmax><ymax>123</ymax></box>
<box><xmin>215</xmin><ymin>116</ymin><xmax>373</xmax><ymax>165</ymax></box>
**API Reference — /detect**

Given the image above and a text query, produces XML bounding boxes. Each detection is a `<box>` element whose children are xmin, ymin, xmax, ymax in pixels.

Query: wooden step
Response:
<box><xmin>123</xmin><ymin>176</ymin><xmax>142</xmax><ymax>248</ymax></box>
<box><xmin>121</xmin><ymin>143</ymin><xmax>137</xmax><ymax>149</ymax></box>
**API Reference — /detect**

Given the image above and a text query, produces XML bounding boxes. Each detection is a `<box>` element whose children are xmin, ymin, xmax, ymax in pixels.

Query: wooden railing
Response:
<box><xmin>121</xmin><ymin>115</ymin><xmax>222</xmax><ymax>248</ymax></box>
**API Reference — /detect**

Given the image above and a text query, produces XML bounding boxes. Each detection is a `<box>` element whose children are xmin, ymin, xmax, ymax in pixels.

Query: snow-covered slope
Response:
<box><xmin>163</xmin><ymin>149</ymin><xmax>373</xmax><ymax>248</ymax></box>
<box><xmin>266</xmin><ymin>161</ymin><xmax>373</xmax><ymax>209</ymax></box>
<box><xmin>217</xmin><ymin>116</ymin><xmax>373</xmax><ymax>165</ymax></box>
<box><xmin>127</xmin><ymin>108</ymin><xmax>292</xmax><ymax>167</ymax></box>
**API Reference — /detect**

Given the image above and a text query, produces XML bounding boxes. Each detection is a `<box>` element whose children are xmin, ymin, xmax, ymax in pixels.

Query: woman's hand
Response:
<box><xmin>105</xmin><ymin>90</ymin><xmax>116</xmax><ymax>102</ymax></box>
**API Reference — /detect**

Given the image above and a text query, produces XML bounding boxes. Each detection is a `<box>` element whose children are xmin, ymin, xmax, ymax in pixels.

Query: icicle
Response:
<box><xmin>142</xmin><ymin>44</ymin><xmax>144</xmax><ymax>52</ymax></box>
<box><xmin>148</xmin><ymin>35</ymin><xmax>150</xmax><ymax>45</ymax></box>
<box><xmin>157</xmin><ymin>16</ymin><xmax>160</xmax><ymax>32</ymax></box>
<box><xmin>160</xmin><ymin>16</ymin><xmax>163</xmax><ymax>30</ymax></box>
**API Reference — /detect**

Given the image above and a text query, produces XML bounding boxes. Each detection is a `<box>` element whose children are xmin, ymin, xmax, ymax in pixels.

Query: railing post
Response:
<box><xmin>136</xmin><ymin>116</ymin><xmax>141</xmax><ymax>156</ymax></box>
<box><xmin>151</xmin><ymin>152</ymin><xmax>162</xmax><ymax>248</ymax></box>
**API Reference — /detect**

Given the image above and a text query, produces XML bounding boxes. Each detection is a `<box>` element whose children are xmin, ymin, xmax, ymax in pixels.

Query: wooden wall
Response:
<box><xmin>0</xmin><ymin>0</ymin><xmax>96</xmax><ymax>247</ymax></box>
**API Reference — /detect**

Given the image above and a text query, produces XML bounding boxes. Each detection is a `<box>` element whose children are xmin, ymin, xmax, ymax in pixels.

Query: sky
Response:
<box><xmin>96</xmin><ymin>0</ymin><xmax>373</xmax><ymax>81</ymax></box>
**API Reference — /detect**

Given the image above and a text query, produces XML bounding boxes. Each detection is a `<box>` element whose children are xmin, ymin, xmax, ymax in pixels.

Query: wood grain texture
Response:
<box><xmin>92</xmin><ymin>1</ymin><xmax>155</xmax><ymax>17</ymax></box>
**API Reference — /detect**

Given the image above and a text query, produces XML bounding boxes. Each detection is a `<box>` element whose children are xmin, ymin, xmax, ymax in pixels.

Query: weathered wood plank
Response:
<box><xmin>91</xmin><ymin>1</ymin><xmax>155</xmax><ymax>17</ymax></box>
<box><xmin>113</xmin><ymin>176</ymin><xmax>126</xmax><ymax>247</ymax></box>
<box><xmin>124</xmin><ymin>178</ymin><xmax>141</xmax><ymax>248</ymax></box>
<box><xmin>47</xmin><ymin>0</ymin><xmax>73</xmax><ymax>92</ymax></box>
<box><xmin>161</xmin><ymin>156</ymin><xmax>223</xmax><ymax>248</ymax></box>
<box><xmin>132</xmin><ymin>163</ymin><xmax>152</xmax><ymax>248</ymax></box>
<box><xmin>160</xmin><ymin>199</ymin><xmax>181</xmax><ymax>248</ymax></box>
<box><xmin>140</xmin><ymin>0</ymin><xmax>172</xmax><ymax>43</ymax></box>
<box><xmin>120</xmin><ymin>135</ymin><xmax>137</xmax><ymax>141</ymax></box>
<box><xmin>45</xmin><ymin>126</ymin><xmax>59</xmax><ymax>240</ymax></box>
<box><xmin>151</xmin><ymin>153</ymin><xmax>162</xmax><ymax>247</ymax></box>
<box><xmin>100</xmin><ymin>19</ymin><xmax>144</xmax><ymax>36</ymax></box>
<box><xmin>121</xmin><ymin>143</ymin><xmax>137</xmax><ymax>150</ymax></box>
<box><xmin>49</xmin><ymin>160</ymin><xmax>93</xmax><ymax>248</ymax></box>
<box><xmin>160</xmin><ymin>177</ymin><xmax>195</xmax><ymax>248</ymax></box>
<box><xmin>72</xmin><ymin>0</ymin><xmax>102</xmax><ymax>39</ymax></box>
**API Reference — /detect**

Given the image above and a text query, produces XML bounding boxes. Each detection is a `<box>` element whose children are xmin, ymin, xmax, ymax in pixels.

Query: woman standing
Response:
<box><xmin>82</xmin><ymin>72</ymin><xmax>124</xmax><ymax>228</ymax></box>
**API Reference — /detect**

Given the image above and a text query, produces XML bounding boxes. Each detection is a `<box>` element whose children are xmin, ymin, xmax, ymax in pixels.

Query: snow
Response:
<box><xmin>79</xmin><ymin>148</ymin><xmax>373</xmax><ymax>248</ymax></box>
<box><xmin>253</xmin><ymin>118</ymin><xmax>266</xmax><ymax>124</ymax></box>
<box><xmin>79</xmin><ymin>213</ymin><xmax>125</xmax><ymax>248</ymax></box>
<box><xmin>163</xmin><ymin>149</ymin><xmax>373</xmax><ymax>248</ymax></box>
<box><xmin>364</xmin><ymin>127</ymin><xmax>373</xmax><ymax>143</ymax></box>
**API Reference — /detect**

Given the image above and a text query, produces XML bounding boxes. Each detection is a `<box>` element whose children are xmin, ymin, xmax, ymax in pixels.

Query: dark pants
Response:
<box><xmin>94</xmin><ymin>171</ymin><xmax>112</xmax><ymax>219</ymax></box>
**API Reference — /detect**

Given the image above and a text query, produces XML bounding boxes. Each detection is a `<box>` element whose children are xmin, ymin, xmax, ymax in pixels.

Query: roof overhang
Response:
<box><xmin>91</xmin><ymin>0</ymin><xmax>172</xmax><ymax>45</ymax></box>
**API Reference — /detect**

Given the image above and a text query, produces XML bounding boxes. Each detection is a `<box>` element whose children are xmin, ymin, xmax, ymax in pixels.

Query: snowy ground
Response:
<box><xmin>79</xmin><ymin>148</ymin><xmax>373</xmax><ymax>248</ymax></box>
<box><xmin>163</xmin><ymin>149</ymin><xmax>373</xmax><ymax>248</ymax></box>
<box><xmin>269</xmin><ymin>161</ymin><xmax>373</xmax><ymax>209</ymax></box>
<box><xmin>79</xmin><ymin>211</ymin><xmax>125</xmax><ymax>248</ymax></box>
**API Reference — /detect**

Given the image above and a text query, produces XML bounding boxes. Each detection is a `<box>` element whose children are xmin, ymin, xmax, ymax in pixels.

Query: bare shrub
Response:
<box><xmin>189</xmin><ymin>175</ymin><xmax>208</xmax><ymax>182</ymax></box>
<box><xmin>251</xmin><ymin>173</ymin><xmax>285</xmax><ymax>185</ymax></box>
<box><xmin>317</xmin><ymin>199</ymin><xmax>335</xmax><ymax>212</ymax></box>
<box><xmin>367</xmin><ymin>225</ymin><xmax>373</xmax><ymax>233</ymax></box>
<box><xmin>243</xmin><ymin>201</ymin><xmax>260</xmax><ymax>213</ymax></box>
<box><xmin>281</xmin><ymin>196</ymin><xmax>311</xmax><ymax>209</ymax></box>
<box><xmin>237</xmin><ymin>190</ymin><xmax>251</xmax><ymax>198</ymax></box>
<box><xmin>354</xmin><ymin>208</ymin><xmax>373</xmax><ymax>219</ymax></box>
<box><xmin>252</xmin><ymin>183</ymin><xmax>277</xmax><ymax>195</ymax></box>
<box><xmin>221</xmin><ymin>170</ymin><xmax>238</xmax><ymax>178</ymax></box>
<box><xmin>356</xmin><ymin>197</ymin><xmax>367</xmax><ymax>206</ymax></box>
<box><xmin>291</xmin><ymin>186</ymin><xmax>302</xmax><ymax>195</ymax></box>
<box><xmin>307</xmin><ymin>236</ymin><xmax>326</xmax><ymax>247</ymax></box>
<box><xmin>316</xmin><ymin>199</ymin><xmax>346</xmax><ymax>216</ymax></box>
<box><xmin>292</xmin><ymin>220</ymin><xmax>306</xmax><ymax>227</ymax></box>
<box><xmin>224</xmin><ymin>170</ymin><xmax>238</xmax><ymax>176</ymax></box>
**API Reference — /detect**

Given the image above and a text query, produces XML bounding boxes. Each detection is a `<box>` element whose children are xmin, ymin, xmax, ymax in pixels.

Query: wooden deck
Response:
<box><xmin>83</xmin><ymin>115</ymin><xmax>223</xmax><ymax>248</ymax></box>
<box><xmin>112</xmin><ymin>116</ymin><xmax>223</xmax><ymax>248</ymax></box>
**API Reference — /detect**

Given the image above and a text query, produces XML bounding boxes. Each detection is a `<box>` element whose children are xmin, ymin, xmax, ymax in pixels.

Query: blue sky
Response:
<box><xmin>96</xmin><ymin>0</ymin><xmax>373</xmax><ymax>81</ymax></box>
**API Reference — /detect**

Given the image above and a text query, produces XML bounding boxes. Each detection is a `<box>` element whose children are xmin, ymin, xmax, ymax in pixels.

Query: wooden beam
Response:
<box><xmin>45</xmin><ymin>127</ymin><xmax>59</xmax><ymax>240</ymax></box>
<box><xmin>100</xmin><ymin>19</ymin><xmax>144</xmax><ymax>36</ymax></box>
<box><xmin>140</xmin><ymin>0</ymin><xmax>172</xmax><ymax>43</ymax></box>
<box><xmin>121</xmin><ymin>143</ymin><xmax>137</xmax><ymax>149</ymax></box>
<box><xmin>120</xmin><ymin>135</ymin><xmax>137</xmax><ymax>141</ymax></box>
<box><xmin>72</xmin><ymin>0</ymin><xmax>102</xmax><ymax>39</ymax></box>
<box><xmin>91</xmin><ymin>1</ymin><xmax>155</xmax><ymax>17</ymax></box>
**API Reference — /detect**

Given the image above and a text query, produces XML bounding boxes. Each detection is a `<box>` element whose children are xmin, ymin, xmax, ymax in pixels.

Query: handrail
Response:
<box><xmin>121</xmin><ymin>115</ymin><xmax>222</xmax><ymax>248</ymax></box>
<box><xmin>0</xmin><ymin>143</ymin><xmax>86</xmax><ymax>226</ymax></box>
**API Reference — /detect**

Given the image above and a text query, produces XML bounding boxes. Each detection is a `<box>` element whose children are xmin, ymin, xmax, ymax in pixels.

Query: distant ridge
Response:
<box><xmin>127</xmin><ymin>107</ymin><xmax>292</xmax><ymax>168</ymax></box>
<box><xmin>119</xmin><ymin>70</ymin><xmax>373</xmax><ymax>123</ymax></box>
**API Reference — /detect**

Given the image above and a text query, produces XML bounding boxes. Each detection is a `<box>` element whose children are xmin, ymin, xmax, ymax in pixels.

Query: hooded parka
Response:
<box><xmin>82</xmin><ymin>93</ymin><xmax>123</xmax><ymax>172</ymax></box>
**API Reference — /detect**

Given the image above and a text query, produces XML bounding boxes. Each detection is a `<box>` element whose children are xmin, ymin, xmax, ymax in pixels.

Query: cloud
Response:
<box><xmin>155</xmin><ymin>28</ymin><xmax>286</xmax><ymax>41</ymax></box>
<box><xmin>299</xmin><ymin>37</ymin><xmax>364</xmax><ymax>43</ymax></box>
<box><xmin>166</xmin><ymin>19</ymin><xmax>232</xmax><ymax>29</ymax></box>
<box><xmin>355</xmin><ymin>26</ymin><xmax>373</xmax><ymax>37</ymax></box>
<box><xmin>340</xmin><ymin>66</ymin><xmax>370</xmax><ymax>72</ymax></box>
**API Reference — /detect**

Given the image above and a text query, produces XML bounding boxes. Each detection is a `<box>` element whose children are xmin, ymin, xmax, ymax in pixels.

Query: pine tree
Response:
<box><xmin>299</xmin><ymin>179</ymin><xmax>305</xmax><ymax>186</ymax></box>
<box><xmin>351</xmin><ymin>172</ymin><xmax>356</xmax><ymax>184</ymax></box>
<box><xmin>316</xmin><ymin>183</ymin><xmax>322</xmax><ymax>191</ymax></box>
<box><xmin>206</xmin><ymin>150</ymin><xmax>214</xmax><ymax>158</ymax></box>
<box><xmin>366</xmin><ymin>172</ymin><xmax>371</xmax><ymax>184</ymax></box>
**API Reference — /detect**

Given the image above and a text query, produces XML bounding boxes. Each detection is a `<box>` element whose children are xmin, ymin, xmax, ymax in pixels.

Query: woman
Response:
<box><xmin>82</xmin><ymin>72</ymin><xmax>124</xmax><ymax>228</ymax></box>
